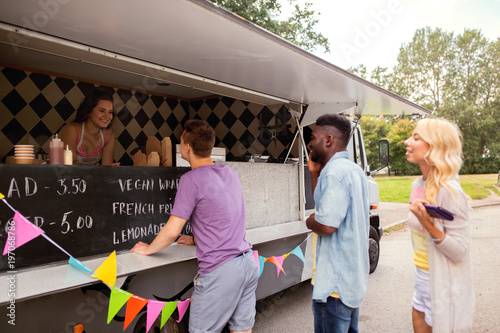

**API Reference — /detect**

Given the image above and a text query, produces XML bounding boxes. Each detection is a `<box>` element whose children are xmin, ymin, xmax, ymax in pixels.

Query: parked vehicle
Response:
<box><xmin>0</xmin><ymin>0</ymin><xmax>429</xmax><ymax>331</ymax></box>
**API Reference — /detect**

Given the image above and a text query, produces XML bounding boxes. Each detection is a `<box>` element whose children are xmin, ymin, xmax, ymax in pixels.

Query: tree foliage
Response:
<box><xmin>351</xmin><ymin>28</ymin><xmax>500</xmax><ymax>174</ymax></box>
<box><xmin>209</xmin><ymin>0</ymin><xmax>329</xmax><ymax>52</ymax></box>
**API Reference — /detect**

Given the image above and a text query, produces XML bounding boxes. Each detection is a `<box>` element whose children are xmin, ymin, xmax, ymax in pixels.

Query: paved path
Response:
<box><xmin>254</xmin><ymin>193</ymin><xmax>500</xmax><ymax>332</ymax></box>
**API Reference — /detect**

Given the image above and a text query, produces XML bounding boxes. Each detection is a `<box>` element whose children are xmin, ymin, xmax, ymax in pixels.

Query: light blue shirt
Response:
<box><xmin>312</xmin><ymin>151</ymin><xmax>370</xmax><ymax>307</ymax></box>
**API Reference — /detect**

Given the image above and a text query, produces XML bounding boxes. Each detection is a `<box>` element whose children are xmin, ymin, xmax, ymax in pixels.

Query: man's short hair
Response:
<box><xmin>182</xmin><ymin>119</ymin><xmax>216</xmax><ymax>157</ymax></box>
<box><xmin>316</xmin><ymin>114</ymin><xmax>351</xmax><ymax>147</ymax></box>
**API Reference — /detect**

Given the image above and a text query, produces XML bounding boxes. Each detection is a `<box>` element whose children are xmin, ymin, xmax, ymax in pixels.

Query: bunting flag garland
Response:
<box><xmin>92</xmin><ymin>250</ymin><xmax>117</xmax><ymax>287</ymax></box>
<box><xmin>161</xmin><ymin>301</ymin><xmax>179</xmax><ymax>328</ymax></box>
<box><xmin>290</xmin><ymin>246</ymin><xmax>306</xmax><ymax>264</ymax></box>
<box><xmin>176</xmin><ymin>298</ymin><xmax>191</xmax><ymax>323</ymax></box>
<box><xmin>265</xmin><ymin>256</ymin><xmax>286</xmax><ymax>277</ymax></box>
<box><xmin>69</xmin><ymin>256</ymin><xmax>94</xmax><ymax>274</ymax></box>
<box><xmin>258</xmin><ymin>255</ymin><xmax>266</xmax><ymax>277</ymax></box>
<box><xmin>3</xmin><ymin>211</ymin><xmax>45</xmax><ymax>255</ymax></box>
<box><xmin>275</xmin><ymin>255</ymin><xmax>285</xmax><ymax>277</ymax></box>
<box><xmin>0</xmin><ymin>194</ymin><xmax>310</xmax><ymax>330</ymax></box>
<box><xmin>124</xmin><ymin>295</ymin><xmax>149</xmax><ymax>330</ymax></box>
<box><xmin>108</xmin><ymin>287</ymin><xmax>132</xmax><ymax>324</ymax></box>
<box><xmin>147</xmin><ymin>300</ymin><xmax>166</xmax><ymax>332</ymax></box>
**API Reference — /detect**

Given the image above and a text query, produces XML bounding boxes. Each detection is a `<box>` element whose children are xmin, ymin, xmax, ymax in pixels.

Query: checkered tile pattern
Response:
<box><xmin>1</xmin><ymin>66</ymin><xmax>297</xmax><ymax>164</ymax></box>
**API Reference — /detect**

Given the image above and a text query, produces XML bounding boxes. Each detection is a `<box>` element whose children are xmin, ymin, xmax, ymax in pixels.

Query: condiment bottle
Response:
<box><xmin>64</xmin><ymin>145</ymin><xmax>73</xmax><ymax>165</ymax></box>
<box><xmin>49</xmin><ymin>134</ymin><xmax>64</xmax><ymax>165</ymax></box>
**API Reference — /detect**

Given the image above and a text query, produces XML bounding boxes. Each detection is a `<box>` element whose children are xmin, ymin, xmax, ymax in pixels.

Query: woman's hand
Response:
<box><xmin>410</xmin><ymin>199</ymin><xmax>445</xmax><ymax>243</ymax></box>
<box><xmin>130</xmin><ymin>241</ymin><xmax>151</xmax><ymax>255</ymax></box>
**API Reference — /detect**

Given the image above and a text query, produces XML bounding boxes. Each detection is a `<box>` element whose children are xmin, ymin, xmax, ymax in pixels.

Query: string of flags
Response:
<box><xmin>0</xmin><ymin>192</ymin><xmax>309</xmax><ymax>331</ymax></box>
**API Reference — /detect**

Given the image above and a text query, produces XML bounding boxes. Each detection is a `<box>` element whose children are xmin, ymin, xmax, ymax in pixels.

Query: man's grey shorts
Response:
<box><xmin>189</xmin><ymin>251</ymin><xmax>259</xmax><ymax>333</ymax></box>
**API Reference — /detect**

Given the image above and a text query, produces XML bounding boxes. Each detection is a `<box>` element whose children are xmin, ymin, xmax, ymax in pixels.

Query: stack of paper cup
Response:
<box><xmin>14</xmin><ymin>145</ymin><xmax>35</xmax><ymax>164</ymax></box>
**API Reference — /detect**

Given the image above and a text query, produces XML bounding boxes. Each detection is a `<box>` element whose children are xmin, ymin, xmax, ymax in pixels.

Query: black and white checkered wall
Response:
<box><xmin>1</xmin><ymin>66</ymin><xmax>297</xmax><ymax>164</ymax></box>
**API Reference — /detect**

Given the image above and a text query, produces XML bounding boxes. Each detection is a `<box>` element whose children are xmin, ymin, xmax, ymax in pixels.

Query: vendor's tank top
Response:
<box><xmin>76</xmin><ymin>122</ymin><xmax>105</xmax><ymax>165</ymax></box>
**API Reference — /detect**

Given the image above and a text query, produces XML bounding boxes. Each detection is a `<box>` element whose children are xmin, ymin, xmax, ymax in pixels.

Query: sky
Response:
<box><xmin>283</xmin><ymin>0</ymin><xmax>500</xmax><ymax>72</ymax></box>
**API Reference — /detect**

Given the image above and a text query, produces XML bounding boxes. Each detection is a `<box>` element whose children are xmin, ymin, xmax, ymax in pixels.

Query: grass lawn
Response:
<box><xmin>374</xmin><ymin>174</ymin><xmax>499</xmax><ymax>203</ymax></box>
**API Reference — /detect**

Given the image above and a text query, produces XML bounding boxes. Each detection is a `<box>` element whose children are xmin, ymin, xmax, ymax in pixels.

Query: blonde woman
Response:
<box><xmin>404</xmin><ymin>118</ymin><xmax>474</xmax><ymax>332</ymax></box>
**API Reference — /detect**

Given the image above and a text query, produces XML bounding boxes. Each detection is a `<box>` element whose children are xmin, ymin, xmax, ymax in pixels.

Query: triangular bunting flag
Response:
<box><xmin>266</xmin><ymin>256</ymin><xmax>286</xmax><ymax>276</ymax></box>
<box><xmin>176</xmin><ymin>298</ymin><xmax>191</xmax><ymax>323</ymax></box>
<box><xmin>0</xmin><ymin>192</ymin><xmax>4</xmax><ymax>200</ymax></box>
<box><xmin>92</xmin><ymin>251</ymin><xmax>117</xmax><ymax>287</ymax></box>
<box><xmin>69</xmin><ymin>256</ymin><xmax>94</xmax><ymax>274</ymax></box>
<box><xmin>258</xmin><ymin>256</ymin><xmax>265</xmax><ymax>277</ymax></box>
<box><xmin>275</xmin><ymin>255</ymin><xmax>285</xmax><ymax>277</ymax></box>
<box><xmin>252</xmin><ymin>250</ymin><xmax>260</xmax><ymax>272</ymax></box>
<box><xmin>107</xmin><ymin>287</ymin><xmax>132</xmax><ymax>324</ymax></box>
<box><xmin>290</xmin><ymin>246</ymin><xmax>306</xmax><ymax>264</ymax></box>
<box><xmin>3</xmin><ymin>211</ymin><xmax>45</xmax><ymax>255</ymax></box>
<box><xmin>284</xmin><ymin>253</ymin><xmax>290</xmax><ymax>259</ymax></box>
<box><xmin>124</xmin><ymin>295</ymin><xmax>148</xmax><ymax>330</ymax></box>
<box><xmin>147</xmin><ymin>300</ymin><xmax>166</xmax><ymax>332</ymax></box>
<box><xmin>161</xmin><ymin>301</ymin><xmax>178</xmax><ymax>328</ymax></box>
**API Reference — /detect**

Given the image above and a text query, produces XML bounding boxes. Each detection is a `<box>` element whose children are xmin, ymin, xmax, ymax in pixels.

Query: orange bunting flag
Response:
<box><xmin>265</xmin><ymin>256</ymin><xmax>286</xmax><ymax>277</ymax></box>
<box><xmin>161</xmin><ymin>301</ymin><xmax>179</xmax><ymax>328</ymax></box>
<box><xmin>176</xmin><ymin>298</ymin><xmax>191</xmax><ymax>323</ymax></box>
<box><xmin>92</xmin><ymin>251</ymin><xmax>117</xmax><ymax>287</ymax></box>
<box><xmin>146</xmin><ymin>300</ymin><xmax>166</xmax><ymax>332</ymax></box>
<box><xmin>3</xmin><ymin>211</ymin><xmax>45</xmax><ymax>255</ymax></box>
<box><xmin>107</xmin><ymin>287</ymin><xmax>132</xmax><ymax>324</ymax></box>
<box><xmin>124</xmin><ymin>295</ymin><xmax>148</xmax><ymax>330</ymax></box>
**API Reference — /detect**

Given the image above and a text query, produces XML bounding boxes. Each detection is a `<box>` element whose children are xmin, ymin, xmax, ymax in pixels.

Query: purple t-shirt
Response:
<box><xmin>171</xmin><ymin>163</ymin><xmax>251</xmax><ymax>274</ymax></box>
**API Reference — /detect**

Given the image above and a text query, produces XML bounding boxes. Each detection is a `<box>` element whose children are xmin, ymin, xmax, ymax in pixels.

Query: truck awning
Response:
<box><xmin>0</xmin><ymin>0</ymin><xmax>430</xmax><ymax>118</ymax></box>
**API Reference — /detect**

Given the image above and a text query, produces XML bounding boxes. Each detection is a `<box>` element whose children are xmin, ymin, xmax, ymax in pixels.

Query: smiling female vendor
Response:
<box><xmin>59</xmin><ymin>88</ymin><xmax>119</xmax><ymax>165</ymax></box>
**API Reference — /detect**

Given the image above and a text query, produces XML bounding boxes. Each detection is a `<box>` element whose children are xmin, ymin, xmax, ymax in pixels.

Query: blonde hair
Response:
<box><xmin>416</xmin><ymin>118</ymin><xmax>463</xmax><ymax>203</ymax></box>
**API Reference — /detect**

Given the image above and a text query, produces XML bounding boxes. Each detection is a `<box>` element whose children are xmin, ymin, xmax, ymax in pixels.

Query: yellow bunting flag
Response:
<box><xmin>161</xmin><ymin>301</ymin><xmax>178</xmax><ymax>329</ymax></box>
<box><xmin>124</xmin><ymin>295</ymin><xmax>148</xmax><ymax>330</ymax></box>
<box><xmin>107</xmin><ymin>287</ymin><xmax>132</xmax><ymax>324</ymax></box>
<box><xmin>92</xmin><ymin>251</ymin><xmax>117</xmax><ymax>287</ymax></box>
<box><xmin>0</xmin><ymin>192</ymin><xmax>4</xmax><ymax>200</ymax></box>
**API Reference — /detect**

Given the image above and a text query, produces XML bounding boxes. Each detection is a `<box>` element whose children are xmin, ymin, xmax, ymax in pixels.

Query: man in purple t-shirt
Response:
<box><xmin>131</xmin><ymin>119</ymin><xmax>258</xmax><ymax>333</ymax></box>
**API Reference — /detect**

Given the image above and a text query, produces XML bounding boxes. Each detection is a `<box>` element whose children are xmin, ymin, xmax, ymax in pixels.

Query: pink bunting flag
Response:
<box><xmin>275</xmin><ymin>255</ymin><xmax>285</xmax><ymax>277</ymax></box>
<box><xmin>176</xmin><ymin>298</ymin><xmax>191</xmax><ymax>323</ymax></box>
<box><xmin>146</xmin><ymin>300</ymin><xmax>166</xmax><ymax>332</ymax></box>
<box><xmin>265</xmin><ymin>256</ymin><xmax>286</xmax><ymax>277</ymax></box>
<box><xmin>252</xmin><ymin>250</ymin><xmax>260</xmax><ymax>272</ymax></box>
<box><xmin>3</xmin><ymin>211</ymin><xmax>44</xmax><ymax>255</ymax></box>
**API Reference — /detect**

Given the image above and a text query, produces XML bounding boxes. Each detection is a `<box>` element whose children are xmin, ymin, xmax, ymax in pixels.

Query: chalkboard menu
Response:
<box><xmin>0</xmin><ymin>165</ymin><xmax>190</xmax><ymax>271</ymax></box>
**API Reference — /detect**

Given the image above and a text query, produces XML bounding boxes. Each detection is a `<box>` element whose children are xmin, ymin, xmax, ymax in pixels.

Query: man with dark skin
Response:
<box><xmin>305</xmin><ymin>114</ymin><xmax>369</xmax><ymax>333</ymax></box>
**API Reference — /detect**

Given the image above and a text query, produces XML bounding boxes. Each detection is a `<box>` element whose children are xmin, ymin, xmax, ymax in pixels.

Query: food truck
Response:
<box><xmin>0</xmin><ymin>0</ymin><xmax>430</xmax><ymax>331</ymax></box>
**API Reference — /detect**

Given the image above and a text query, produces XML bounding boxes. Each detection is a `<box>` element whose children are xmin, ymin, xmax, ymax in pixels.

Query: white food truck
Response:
<box><xmin>0</xmin><ymin>0</ymin><xmax>430</xmax><ymax>332</ymax></box>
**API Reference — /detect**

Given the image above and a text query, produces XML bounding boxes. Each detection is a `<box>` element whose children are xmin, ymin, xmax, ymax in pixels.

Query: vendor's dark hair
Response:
<box><xmin>182</xmin><ymin>119</ymin><xmax>215</xmax><ymax>157</ymax></box>
<box><xmin>74</xmin><ymin>87</ymin><xmax>115</xmax><ymax>128</ymax></box>
<box><xmin>316</xmin><ymin>114</ymin><xmax>351</xmax><ymax>147</ymax></box>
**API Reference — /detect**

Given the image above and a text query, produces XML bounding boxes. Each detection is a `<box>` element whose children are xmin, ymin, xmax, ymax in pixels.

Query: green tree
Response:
<box><xmin>209</xmin><ymin>0</ymin><xmax>329</xmax><ymax>52</ymax></box>
<box><xmin>386</xmin><ymin>119</ymin><xmax>420</xmax><ymax>176</ymax></box>
<box><xmin>392</xmin><ymin>27</ymin><xmax>455</xmax><ymax>110</ymax></box>
<box><xmin>360</xmin><ymin>116</ymin><xmax>390</xmax><ymax>171</ymax></box>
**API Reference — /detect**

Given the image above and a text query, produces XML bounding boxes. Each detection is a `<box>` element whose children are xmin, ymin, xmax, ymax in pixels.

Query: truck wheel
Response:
<box><xmin>133</xmin><ymin>313</ymin><xmax>186</xmax><ymax>333</ymax></box>
<box><xmin>369</xmin><ymin>226</ymin><xmax>380</xmax><ymax>274</ymax></box>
